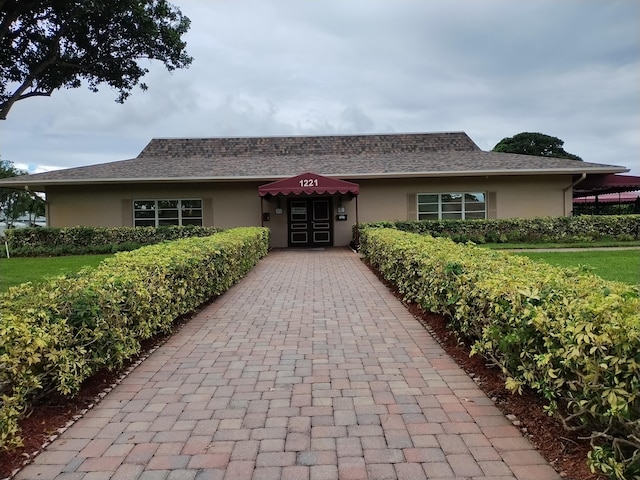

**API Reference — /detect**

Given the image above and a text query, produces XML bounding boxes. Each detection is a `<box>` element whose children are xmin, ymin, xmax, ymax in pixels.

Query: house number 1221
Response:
<box><xmin>299</xmin><ymin>179</ymin><xmax>319</xmax><ymax>187</ymax></box>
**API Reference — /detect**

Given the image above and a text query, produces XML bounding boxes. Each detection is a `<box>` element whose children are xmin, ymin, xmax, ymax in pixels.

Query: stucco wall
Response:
<box><xmin>43</xmin><ymin>174</ymin><xmax>573</xmax><ymax>248</ymax></box>
<box><xmin>356</xmin><ymin>175</ymin><xmax>571</xmax><ymax>221</ymax></box>
<box><xmin>45</xmin><ymin>182</ymin><xmax>263</xmax><ymax>228</ymax></box>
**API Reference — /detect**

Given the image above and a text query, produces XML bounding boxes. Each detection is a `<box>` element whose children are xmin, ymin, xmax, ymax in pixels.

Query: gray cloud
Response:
<box><xmin>1</xmin><ymin>0</ymin><xmax>638</xmax><ymax>174</ymax></box>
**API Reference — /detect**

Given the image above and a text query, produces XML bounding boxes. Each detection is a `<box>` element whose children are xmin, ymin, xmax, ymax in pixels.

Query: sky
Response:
<box><xmin>1</xmin><ymin>0</ymin><xmax>639</xmax><ymax>176</ymax></box>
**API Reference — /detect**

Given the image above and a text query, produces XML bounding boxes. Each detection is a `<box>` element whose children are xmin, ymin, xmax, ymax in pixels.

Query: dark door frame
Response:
<box><xmin>287</xmin><ymin>196</ymin><xmax>333</xmax><ymax>247</ymax></box>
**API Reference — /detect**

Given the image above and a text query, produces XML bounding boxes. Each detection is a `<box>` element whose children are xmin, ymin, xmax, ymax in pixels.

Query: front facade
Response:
<box><xmin>0</xmin><ymin>132</ymin><xmax>628</xmax><ymax>248</ymax></box>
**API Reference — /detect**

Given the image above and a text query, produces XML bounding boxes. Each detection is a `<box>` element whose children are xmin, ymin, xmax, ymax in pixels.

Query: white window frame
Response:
<box><xmin>133</xmin><ymin>199</ymin><xmax>203</xmax><ymax>227</ymax></box>
<box><xmin>417</xmin><ymin>192</ymin><xmax>487</xmax><ymax>220</ymax></box>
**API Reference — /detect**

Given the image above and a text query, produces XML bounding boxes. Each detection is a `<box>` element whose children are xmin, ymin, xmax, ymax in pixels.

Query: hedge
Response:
<box><xmin>0</xmin><ymin>227</ymin><xmax>270</xmax><ymax>451</ymax></box>
<box><xmin>357</xmin><ymin>215</ymin><xmax>640</xmax><ymax>244</ymax></box>
<box><xmin>360</xmin><ymin>228</ymin><xmax>640</xmax><ymax>479</ymax></box>
<box><xmin>2</xmin><ymin>225</ymin><xmax>221</xmax><ymax>257</ymax></box>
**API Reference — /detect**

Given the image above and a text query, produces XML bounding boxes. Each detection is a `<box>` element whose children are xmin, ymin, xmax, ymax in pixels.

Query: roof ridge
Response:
<box><xmin>136</xmin><ymin>132</ymin><xmax>481</xmax><ymax>158</ymax></box>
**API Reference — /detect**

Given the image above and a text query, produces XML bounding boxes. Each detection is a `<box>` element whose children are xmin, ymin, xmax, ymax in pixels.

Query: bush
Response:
<box><xmin>355</xmin><ymin>215</ymin><xmax>640</xmax><ymax>245</ymax></box>
<box><xmin>0</xmin><ymin>227</ymin><xmax>269</xmax><ymax>451</ymax></box>
<box><xmin>360</xmin><ymin>228</ymin><xmax>640</xmax><ymax>478</ymax></box>
<box><xmin>2</xmin><ymin>225</ymin><xmax>221</xmax><ymax>257</ymax></box>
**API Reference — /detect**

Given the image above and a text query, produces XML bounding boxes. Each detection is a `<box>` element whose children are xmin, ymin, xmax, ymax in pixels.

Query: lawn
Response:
<box><xmin>0</xmin><ymin>254</ymin><xmax>112</xmax><ymax>292</ymax></box>
<box><xmin>511</xmin><ymin>249</ymin><xmax>640</xmax><ymax>286</ymax></box>
<box><xmin>484</xmin><ymin>240</ymin><xmax>640</xmax><ymax>250</ymax></box>
<box><xmin>1</xmin><ymin>249</ymin><xmax>638</xmax><ymax>293</ymax></box>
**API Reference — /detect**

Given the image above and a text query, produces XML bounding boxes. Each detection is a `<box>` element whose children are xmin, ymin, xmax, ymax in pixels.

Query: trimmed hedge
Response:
<box><xmin>0</xmin><ymin>227</ymin><xmax>269</xmax><ymax>451</ymax></box>
<box><xmin>357</xmin><ymin>215</ymin><xmax>640</xmax><ymax>244</ymax></box>
<box><xmin>2</xmin><ymin>225</ymin><xmax>221</xmax><ymax>257</ymax></box>
<box><xmin>360</xmin><ymin>228</ymin><xmax>640</xmax><ymax>478</ymax></box>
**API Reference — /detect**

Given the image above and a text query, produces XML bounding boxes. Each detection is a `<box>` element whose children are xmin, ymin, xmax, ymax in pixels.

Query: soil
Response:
<box><xmin>0</xmin><ymin>270</ymin><xmax>604</xmax><ymax>480</ymax></box>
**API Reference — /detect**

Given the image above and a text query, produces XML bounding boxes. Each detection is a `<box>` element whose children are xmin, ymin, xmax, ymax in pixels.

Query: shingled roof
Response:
<box><xmin>137</xmin><ymin>132</ymin><xmax>481</xmax><ymax>158</ymax></box>
<box><xmin>0</xmin><ymin>132</ymin><xmax>628</xmax><ymax>189</ymax></box>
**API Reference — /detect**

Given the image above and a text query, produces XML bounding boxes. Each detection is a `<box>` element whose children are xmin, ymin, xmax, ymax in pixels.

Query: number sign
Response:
<box><xmin>299</xmin><ymin>178</ymin><xmax>319</xmax><ymax>187</ymax></box>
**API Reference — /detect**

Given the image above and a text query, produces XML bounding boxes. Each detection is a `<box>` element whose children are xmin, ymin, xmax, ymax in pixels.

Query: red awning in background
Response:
<box><xmin>574</xmin><ymin>174</ymin><xmax>640</xmax><ymax>197</ymax></box>
<box><xmin>574</xmin><ymin>192</ymin><xmax>640</xmax><ymax>204</ymax></box>
<box><xmin>258</xmin><ymin>172</ymin><xmax>360</xmax><ymax>197</ymax></box>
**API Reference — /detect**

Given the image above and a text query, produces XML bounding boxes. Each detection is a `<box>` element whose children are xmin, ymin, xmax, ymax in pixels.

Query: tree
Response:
<box><xmin>0</xmin><ymin>159</ymin><xmax>44</xmax><ymax>226</ymax></box>
<box><xmin>492</xmin><ymin>132</ymin><xmax>583</xmax><ymax>161</ymax></box>
<box><xmin>0</xmin><ymin>0</ymin><xmax>192</xmax><ymax>119</ymax></box>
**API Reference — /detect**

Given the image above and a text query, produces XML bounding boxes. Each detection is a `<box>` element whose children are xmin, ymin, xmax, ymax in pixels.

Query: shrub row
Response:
<box><xmin>2</xmin><ymin>225</ymin><xmax>221</xmax><ymax>257</ymax></box>
<box><xmin>0</xmin><ymin>227</ymin><xmax>270</xmax><ymax>451</ymax></box>
<box><xmin>360</xmin><ymin>228</ymin><xmax>640</xmax><ymax>478</ymax></box>
<box><xmin>358</xmin><ymin>215</ymin><xmax>640</xmax><ymax>244</ymax></box>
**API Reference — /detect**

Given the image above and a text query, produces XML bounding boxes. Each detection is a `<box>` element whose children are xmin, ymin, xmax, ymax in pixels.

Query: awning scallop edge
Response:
<box><xmin>258</xmin><ymin>172</ymin><xmax>360</xmax><ymax>197</ymax></box>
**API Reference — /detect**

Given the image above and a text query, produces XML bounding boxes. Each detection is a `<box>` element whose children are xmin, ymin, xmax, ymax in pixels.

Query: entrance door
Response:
<box><xmin>288</xmin><ymin>197</ymin><xmax>333</xmax><ymax>247</ymax></box>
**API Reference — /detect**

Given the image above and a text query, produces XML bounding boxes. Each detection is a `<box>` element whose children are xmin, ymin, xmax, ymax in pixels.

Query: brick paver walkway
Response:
<box><xmin>16</xmin><ymin>248</ymin><xmax>561</xmax><ymax>480</ymax></box>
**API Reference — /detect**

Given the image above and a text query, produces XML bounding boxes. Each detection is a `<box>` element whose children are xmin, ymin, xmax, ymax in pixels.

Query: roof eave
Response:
<box><xmin>338</xmin><ymin>166</ymin><xmax>628</xmax><ymax>180</ymax></box>
<box><xmin>0</xmin><ymin>166</ymin><xmax>628</xmax><ymax>190</ymax></box>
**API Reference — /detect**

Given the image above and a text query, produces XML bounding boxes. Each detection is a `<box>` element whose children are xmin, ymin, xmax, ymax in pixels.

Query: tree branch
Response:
<box><xmin>0</xmin><ymin>55</ymin><xmax>57</xmax><ymax>120</ymax></box>
<box><xmin>1</xmin><ymin>0</ymin><xmax>192</xmax><ymax>119</ymax></box>
<box><xmin>16</xmin><ymin>90</ymin><xmax>54</xmax><ymax>101</ymax></box>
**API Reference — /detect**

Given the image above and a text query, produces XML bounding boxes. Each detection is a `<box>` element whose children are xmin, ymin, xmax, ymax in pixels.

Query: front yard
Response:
<box><xmin>0</xmin><ymin>254</ymin><xmax>112</xmax><ymax>292</ymax></box>
<box><xmin>2</xmin><ymin>248</ymin><xmax>638</xmax><ymax>294</ymax></box>
<box><xmin>510</xmin><ymin>249</ymin><xmax>640</xmax><ymax>285</ymax></box>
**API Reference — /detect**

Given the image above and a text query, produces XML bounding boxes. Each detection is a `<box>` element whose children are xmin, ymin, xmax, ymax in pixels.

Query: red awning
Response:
<box><xmin>574</xmin><ymin>192</ymin><xmax>640</xmax><ymax>204</ymax></box>
<box><xmin>258</xmin><ymin>172</ymin><xmax>360</xmax><ymax>197</ymax></box>
<box><xmin>574</xmin><ymin>174</ymin><xmax>640</xmax><ymax>197</ymax></box>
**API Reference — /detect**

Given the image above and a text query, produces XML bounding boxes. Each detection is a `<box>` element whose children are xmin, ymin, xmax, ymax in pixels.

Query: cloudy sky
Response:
<box><xmin>2</xmin><ymin>0</ymin><xmax>639</xmax><ymax>175</ymax></box>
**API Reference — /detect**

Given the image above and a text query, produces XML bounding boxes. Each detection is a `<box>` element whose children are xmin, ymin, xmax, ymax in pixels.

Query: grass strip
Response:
<box><xmin>512</xmin><ymin>249</ymin><xmax>640</xmax><ymax>286</ymax></box>
<box><xmin>0</xmin><ymin>254</ymin><xmax>112</xmax><ymax>292</ymax></box>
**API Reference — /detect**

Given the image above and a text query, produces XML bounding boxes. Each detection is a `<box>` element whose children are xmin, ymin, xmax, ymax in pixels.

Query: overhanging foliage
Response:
<box><xmin>0</xmin><ymin>0</ymin><xmax>192</xmax><ymax>119</ymax></box>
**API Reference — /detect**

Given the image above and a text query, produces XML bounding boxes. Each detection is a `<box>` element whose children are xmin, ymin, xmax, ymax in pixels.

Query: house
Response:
<box><xmin>0</xmin><ymin>132</ymin><xmax>629</xmax><ymax>248</ymax></box>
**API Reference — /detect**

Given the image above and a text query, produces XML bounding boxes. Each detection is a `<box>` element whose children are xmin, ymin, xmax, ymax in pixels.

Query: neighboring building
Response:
<box><xmin>0</xmin><ymin>132</ymin><xmax>629</xmax><ymax>248</ymax></box>
<box><xmin>574</xmin><ymin>192</ymin><xmax>640</xmax><ymax>204</ymax></box>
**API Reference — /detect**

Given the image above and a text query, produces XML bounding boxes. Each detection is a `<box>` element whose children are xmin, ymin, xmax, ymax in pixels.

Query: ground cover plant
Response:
<box><xmin>0</xmin><ymin>227</ymin><xmax>270</xmax><ymax>452</ymax></box>
<box><xmin>0</xmin><ymin>254</ymin><xmax>112</xmax><ymax>292</ymax></box>
<box><xmin>513</xmin><ymin>250</ymin><xmax>640</xmax><ymax>286</ymax></box>
<box><xmin>360</xmin><ymin>227</ymin><xmax>640</xmax><ymax>479</ymax></box>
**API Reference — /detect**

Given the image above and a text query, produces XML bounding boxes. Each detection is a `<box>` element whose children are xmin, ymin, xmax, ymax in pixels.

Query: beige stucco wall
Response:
<box><xmin>44</xmin><ymin>182</ymin><xmax>263</xmax><ymax>228</ymax></box>
<box><xmin>43</xmin><ymin>174</ymin><xmax>574</xmax><ymax>248</ymax></box>
<box><xmin>356</xmin><ymin>175</ymin><xmax>572</xmax><ymax>221</ymax></box>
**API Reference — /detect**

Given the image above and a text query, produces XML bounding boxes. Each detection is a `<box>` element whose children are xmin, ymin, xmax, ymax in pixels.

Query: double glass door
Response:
<box><xmin>288</xmin><ymin>198</ymin><xmax>333</xmax><ymax>247</ymax></box>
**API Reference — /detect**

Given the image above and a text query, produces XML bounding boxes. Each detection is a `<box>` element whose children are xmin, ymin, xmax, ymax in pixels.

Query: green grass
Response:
<box><xmin>482</xmin><ymin>240</ymin><xmax>640</xmax><ymax>250</ymax></box>
<box><xmin>1</xmin><ymin>248</ymin><xmax>638</xmax><ymax>294</ymax></box>
<box><xmin>0</xmin><ymin>254</ymin><xmax>112</xmax><ymax>292</ymax></box>
<box><xmin>511</xmin><ymin>250</ymin><xmax>640</xmax><ymax>286</ymax></box>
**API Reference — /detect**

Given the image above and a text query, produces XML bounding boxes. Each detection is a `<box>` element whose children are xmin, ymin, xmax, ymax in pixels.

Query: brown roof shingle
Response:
<box><xmin>137</xmin><ymin>132</ymin><xmax>481</xmax><ymax>158</ymax></box>
<box><xmin>0</xmin><ymin>132</ymin><xmax>628</xmax><ymax>188</ymax></box>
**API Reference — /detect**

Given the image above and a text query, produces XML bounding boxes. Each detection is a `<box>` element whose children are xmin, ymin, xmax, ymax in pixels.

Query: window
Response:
<box><xmin>133</xmin><ymin>199</ymin><xmax>203</xmax><ymax>227</ymax></box>
<box><xmin>417</xmin><ymin>193</ymin><xmax>486</xmax><ymax>220</ymax></box>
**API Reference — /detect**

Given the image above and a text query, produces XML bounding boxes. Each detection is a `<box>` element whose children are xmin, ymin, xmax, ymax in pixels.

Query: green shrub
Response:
<box><xmin>360</xmin><ymin>227</ymin><xmax>640</xmax><ymax>478</ymax></box>
<box><xmin>2</xmin><ymin>225</ymin><xmax>221</xmax><ymax>257</ymax></box>
<box><xmin>0</xmin><ymin>227</ymin><xmax>269</xmax><ymax>451</ymax></box>
<box><xmin>356</xmin><ymin>215</ymin><xmax>640</xmax><ymax>245</ymax></box>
